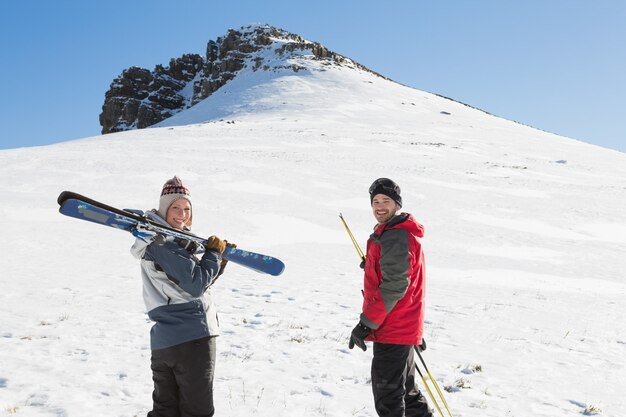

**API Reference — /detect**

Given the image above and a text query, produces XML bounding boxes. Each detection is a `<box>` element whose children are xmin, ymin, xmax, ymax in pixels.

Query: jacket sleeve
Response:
<box><xmin>360</xmin><ymin>228</ymin><xmax>410</xmax><ymax>329</ymax></box>
<box><xmin>130</xmin><ymin>237</ymin><xmax>149</xmax><ymax>259</ymax></box>
<box><xmin>146</xmin><ymin>240</ymin><xmax>222</xmax><ymax>297</ymax></box>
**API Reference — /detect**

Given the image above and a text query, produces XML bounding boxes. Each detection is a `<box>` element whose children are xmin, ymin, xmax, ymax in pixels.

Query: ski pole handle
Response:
<box><xmin>339</xmin><ymin>213</ymin><xmax>366</xmax><ymax>263</ymax></box>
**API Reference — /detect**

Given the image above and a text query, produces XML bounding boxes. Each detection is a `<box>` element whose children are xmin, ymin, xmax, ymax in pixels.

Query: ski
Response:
<box><xmin>57</xmin><ymin>191</ymin><xmax>285</xmax><ymax>276</ymax></box>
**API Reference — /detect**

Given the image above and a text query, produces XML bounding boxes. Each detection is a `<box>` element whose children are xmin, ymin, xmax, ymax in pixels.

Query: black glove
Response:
<box><xmin>348</xmin><ymin>321</ymin><xmax>371</xmax><ymax>351</ymax></box>
<box><xmin>417</xmin><ymin>338</ymin><xmax>427</xmax><ymax>352</ymax></box>
<box><xmin>174</xmin><ymin>237</ymin><xmax>200</xmax><ymax>254</ymax></box>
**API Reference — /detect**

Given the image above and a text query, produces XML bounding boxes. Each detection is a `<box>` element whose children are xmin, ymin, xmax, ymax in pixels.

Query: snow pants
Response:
<box><xmin>371</xmin><ymin>343</ymin><xmax>433</xmax><ymax>417</ymax></box>
<box><xmin>148</xmin><ymin>336</ymin><xmax>216</xmax><ymax>417</ymax></box>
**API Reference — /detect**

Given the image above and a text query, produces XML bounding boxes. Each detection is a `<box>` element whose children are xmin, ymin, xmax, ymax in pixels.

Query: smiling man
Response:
<box><xmin>348</xmin><ymin>178</ymin><xmax>433</xmax><ymax>417</ymax></box>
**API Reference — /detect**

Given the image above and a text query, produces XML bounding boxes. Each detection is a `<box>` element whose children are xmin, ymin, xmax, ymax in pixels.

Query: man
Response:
<box><xmin>349</xmin><ymin>178</ymin><xmax>433</xmax><ymax>417</ymax></box>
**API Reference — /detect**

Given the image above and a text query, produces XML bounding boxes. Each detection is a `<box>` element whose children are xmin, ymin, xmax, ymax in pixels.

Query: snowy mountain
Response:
<box><xmin>2</xmin><ymin>23</ymin><xmax>626</xmax><ymax>417</ymax></box>
<box><xmin>99</xmin><ymin>24</ymin><xmax>380</xmax><ymax>134</ymax></box>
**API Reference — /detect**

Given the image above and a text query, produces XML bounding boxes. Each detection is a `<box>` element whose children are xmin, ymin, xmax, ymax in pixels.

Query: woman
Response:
<box><xmin>131</xmin><ymin>176</ymin><xmax>231</xmax><ymax>417</ymax></box>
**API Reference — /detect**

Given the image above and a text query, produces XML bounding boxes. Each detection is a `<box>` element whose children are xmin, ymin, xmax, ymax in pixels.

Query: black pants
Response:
<box><xmin>148</xmin><ymin>336</ymin><xmax>216</xmax><ymax>417</ymax></box>
<box><xmin>372</xmin><ymin>343</ymin><xmax>433</xmax><ymax>417</ymax></box>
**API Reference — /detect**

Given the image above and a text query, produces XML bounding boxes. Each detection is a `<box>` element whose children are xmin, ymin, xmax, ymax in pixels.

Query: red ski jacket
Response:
<box><xmin>360</xmin><ymin>213</ymin><xmax>426</xmax><ymax>345</ymax></box>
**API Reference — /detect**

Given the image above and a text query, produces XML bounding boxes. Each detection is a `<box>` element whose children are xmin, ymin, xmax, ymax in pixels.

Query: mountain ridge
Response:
<box><xmin>99</xmin><ymin>23</ymin><xmax>388</xmax><ymax>134</ymax></box>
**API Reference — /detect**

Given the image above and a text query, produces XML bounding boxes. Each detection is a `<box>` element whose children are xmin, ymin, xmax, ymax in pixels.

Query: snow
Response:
<box><xmin>1</xmin><ymin>54</ymin><xmax>625</xmax><ymax>417</ymax></box>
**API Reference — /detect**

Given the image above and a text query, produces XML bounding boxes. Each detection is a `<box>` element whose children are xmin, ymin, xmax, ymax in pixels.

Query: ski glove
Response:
<box><xmin>348</xmin><ymin>321</ymin><xmax>371</xmax><ymax>351</ymax></box>
<box><xmin>175</xmin><ymin>237</ymin><xmax>200</xmax><ymax>254</ymax></box>
<box><xmin>417</xmin><ymin>338</ymin><xmax>427</xmax><ymax>352</ymax></box>
<box><xmin>206</xmin><ymin>235</ymin><xmax>226</xmax><ymax>254</ymax></box>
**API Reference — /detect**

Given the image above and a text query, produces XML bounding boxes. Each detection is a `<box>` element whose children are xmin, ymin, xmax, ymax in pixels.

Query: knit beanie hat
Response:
<box><xmin>157</xmin><ymin>176</ymin><xmax>192</xmax><ymax>226</ymax></box>
<box><xmin>369</xmin><ymin>177</ymin><xmax>402</xmax><ymax>207</ymax></box>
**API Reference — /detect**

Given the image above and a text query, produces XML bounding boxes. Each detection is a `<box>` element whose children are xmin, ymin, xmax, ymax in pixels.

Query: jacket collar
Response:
<box><xmin>373</xmin><ymin>213</ymin><xmax>424</xmax><ymax>238</ymax></box>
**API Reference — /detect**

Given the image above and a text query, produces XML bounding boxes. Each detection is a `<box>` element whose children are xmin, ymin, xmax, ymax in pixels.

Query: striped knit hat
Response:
<box><xmin>157</xmin><ymin>176</ymin><xmax>192</xmax><ymax>226</ymax></box>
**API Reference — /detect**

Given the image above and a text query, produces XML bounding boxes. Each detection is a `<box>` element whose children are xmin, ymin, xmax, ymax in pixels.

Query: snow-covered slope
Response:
<box><xmin>1</xmin><ymin>50</ymin><xmax>625</xmax><ymax>417</ymax></box>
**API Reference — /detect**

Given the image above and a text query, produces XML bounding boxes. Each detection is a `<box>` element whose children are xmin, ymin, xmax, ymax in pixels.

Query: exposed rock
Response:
<box><xmin>99</xmin><ymin>24</ymin><xmax>384</xmax><ymax>134</ymax></box>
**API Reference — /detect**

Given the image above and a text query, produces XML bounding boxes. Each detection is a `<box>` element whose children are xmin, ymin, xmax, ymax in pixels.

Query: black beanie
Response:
<box><xmin>369</xmin><ymin>178</ymin><xmax>402</xmax><ymax>207</ymax></box>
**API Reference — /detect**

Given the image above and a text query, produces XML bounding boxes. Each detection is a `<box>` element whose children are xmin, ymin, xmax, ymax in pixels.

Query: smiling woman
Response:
<box><xmin>166</xmin><ymin>199</ymin><xmax>192</xmax><ymax>229</ymax></box>
<box><xmin>129</xmin><ymin>175</ymin><xmax>235</xmax><ymax>417</ymax></box>
<box><xmin>157</xmin><ymin>176</ymin><xmax>193</xmax><ymax>227</ymax></box>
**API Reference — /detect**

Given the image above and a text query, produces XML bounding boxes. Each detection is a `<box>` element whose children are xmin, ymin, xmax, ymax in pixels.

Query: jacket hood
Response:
<box><xmin>378</xmin><ymin>213</ymin><xmax>424</xmax><ymax>238</ymax></box>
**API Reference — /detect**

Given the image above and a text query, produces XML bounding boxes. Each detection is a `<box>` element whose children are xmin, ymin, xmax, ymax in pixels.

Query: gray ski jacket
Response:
<box><xmin>130</xmin><ymin>211</ymin><xmax>222</xmax><ymax>350</ymax></box>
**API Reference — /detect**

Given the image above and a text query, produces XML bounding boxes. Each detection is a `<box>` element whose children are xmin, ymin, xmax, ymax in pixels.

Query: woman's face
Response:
<box><xmin>166</xmin><ymin>199</ymin><xmax>191</xmax><ymax>229</ymax></box>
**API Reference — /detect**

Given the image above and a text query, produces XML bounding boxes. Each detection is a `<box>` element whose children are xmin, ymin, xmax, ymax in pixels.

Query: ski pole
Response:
<box><xmin>339</xmin><ymin>213</ymin><xmax>366</xmax><ymax>263</ymax></box>
<box><xmin>414</xmin><ymin>361</ymin><xmax>445</xmax><ymax>417</ymax></box>
<box><xmin>415</xmin><ymin>346</ymin><xmax>454</xmax><ymax>417</ymax></box>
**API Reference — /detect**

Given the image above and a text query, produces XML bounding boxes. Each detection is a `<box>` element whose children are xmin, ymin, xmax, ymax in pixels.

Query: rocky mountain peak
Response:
<box><xmin>99</xmin><ymin>24</ymin><xmax>381</xmax><ymax>134</ymax></box>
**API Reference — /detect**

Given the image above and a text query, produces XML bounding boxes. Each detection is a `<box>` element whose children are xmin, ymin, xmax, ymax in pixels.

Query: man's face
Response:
<box><xmin>371</xmin><ymin>194</ymin><xmax>400</xmax><ymax>224</ymax></box>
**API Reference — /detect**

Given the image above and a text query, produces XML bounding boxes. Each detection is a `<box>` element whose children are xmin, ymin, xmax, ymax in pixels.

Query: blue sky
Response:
<box><xmin>1</xmin><ymin>0</ymin><xmax>624</xmax><ymax>152</ymax></box>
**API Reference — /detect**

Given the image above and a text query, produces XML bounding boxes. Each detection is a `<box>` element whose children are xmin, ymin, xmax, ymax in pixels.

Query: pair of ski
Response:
<box><xmin>57</xmin><ymin>191</ymin><xmax>285</xmax><ymax>276</ymax></box>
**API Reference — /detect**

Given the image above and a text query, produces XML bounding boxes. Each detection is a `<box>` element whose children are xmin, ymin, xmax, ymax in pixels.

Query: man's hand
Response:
<box><xmin>417</xmin><ymin>338</ymin><xmax>427</xmax><ymax>352</ymax></box>
<box><xmin>348</xmin><ymin>321</ymin><xmax>371</xmax><ymax>351</ymax></box>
